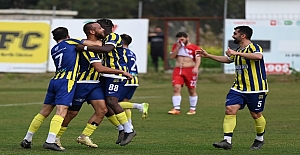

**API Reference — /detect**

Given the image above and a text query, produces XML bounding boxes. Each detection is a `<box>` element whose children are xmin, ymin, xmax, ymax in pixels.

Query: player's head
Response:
<box><xmin>51</xmin><ymin>27</ymin><xmax>69</xmax><ymax>42</ymax></box>
<box><xmin>232</xmin><ymin>25</ymin><xmax>253</xmax><ymax>44</ymax></box>
<box><xmin>83</xmin><ymin>22</ymin><xmax>105</xmax><ymax>39</ymax></box>
<box><xmin>154</xmin><ymin>26</ymin><xmax>162</xmax><ymax>33</ymax></box>
<box><xmin>120</xmin><ymin>34</ymin><xmax>132</xmax><ymax>47</ymax></box>
<box><xmin>175</xmin><ymin>32</ymin><xmax>189</xmax><ymax>45</ymax></box>
<box><xmin>96</xmin><ymin>18</ymin><xmax>114</xmax><ymax>35</ymax></box>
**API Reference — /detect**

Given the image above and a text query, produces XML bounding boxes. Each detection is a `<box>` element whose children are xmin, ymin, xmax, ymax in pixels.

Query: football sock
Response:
<box><xmin>82</xmin><ymin>123</ymin><xmax>97</xmax><ymax>137</ymax></box>
<box><xmin>172</xmin><ymin>96</ymin><xmax>181</xmax><ymax>110</ymax></box>
<box><xmin>107</xmin><ymin>115</ymin><xmax>121</xmax><ymax>127</ymax></box>
<box><xmin>46</xmin><ymin>115</ymin><xmax>64</xmax><ymax>143</ymax></box>
<box><xmin>115</xmin><ymin>112</ymin><xmax>132</xmax><ymax>133</ymax></box>
<box><xmin>132</xmin><ymin>103</ymin><xmax>142</xmax><ymax>110</ymax></box>
<box><xmin>189</xmin><ymin>96</ymin><xmax>198</xmax><ymax>110</ymax></box>
<box><xmin>56</xmin><ymin>126</ymin><xmax>68</xmax><ymax>138</ymax></box>
<box><xmin>254</xmin><ymin>115</ymin><xmax>266</xmax><ymax>141</ymax></box>
<box><xmin>25</xmin><ymin>113</ymin><xmax>46</xmax><ymax>141</ymax></box>
<box><xmin>119</xmin><ymin>102</ymin><xmax>134</xmax><ymax>109</ymax></box>
<box><xmin>223</xmin><ymin>115</ymin><xmax>236</xmax><ymax>143</ymax></box>
<box><xmin>125</xmin><ymin>109</ymin><xmax>132</xmax><ymax>126</ymax></box>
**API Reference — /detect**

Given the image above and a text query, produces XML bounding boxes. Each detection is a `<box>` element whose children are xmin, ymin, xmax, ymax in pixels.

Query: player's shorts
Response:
<box><xmin>44</xmin><ymin>79</ymin><xmax>76</xmax><ymax>106</ymax></box>
<box><xmin>69</xmin><ymin>83</ymin><xmax>105</xmax><ymax>111</ymax></box>
<box><xmin>172</xmin><ymin>67</ymin><xmax>198</xmax><ymax>88</ymax></box>
<box><xmin>118</xmin><ymin>86</ymin><xmax>138</xmax><ymax>102</ymax></box>
<box><xmin>100</xmin><ymin>76</ymin><xmax>127</xmax><ymax>98</ymax></box>
<box><xmin>225</xmin><ymin>89</ymin><xmax>268</xmax><ymax>112</ymax></box>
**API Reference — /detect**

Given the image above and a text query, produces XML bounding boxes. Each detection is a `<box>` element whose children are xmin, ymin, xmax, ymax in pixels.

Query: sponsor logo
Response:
<box><xmin>270</xmin><ymin>20</ymin><xmax>276</xmax><ymax>26</ymax></box>
<box><xmin>108</xmin><ymin>92</ymin><xmax>115</xmax><ymax>94</ymax></box>
<box><xmin>296</xmin><ymin>21</ymin><xmax>300</xmax><ymax>26</ymax></box>
<box><xmin>284</xmin><ymin>20</ymin><xmax>293</xmax><ymax>25</ymax></box>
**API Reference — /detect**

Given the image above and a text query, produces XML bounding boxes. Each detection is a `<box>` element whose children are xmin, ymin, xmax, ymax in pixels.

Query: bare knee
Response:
<box><xmin>225</xmin><ymin>105</ymin><xmax>240</xmax><ymax>115</ymax></box>
<box><xmin>250</xmin><ymin>111</ymin><xmax>262</xmax><ymax>119</ymax></box>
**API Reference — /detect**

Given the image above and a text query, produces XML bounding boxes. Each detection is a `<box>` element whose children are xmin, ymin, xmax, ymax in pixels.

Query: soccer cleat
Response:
<box><xmin>168</xmin><ymin>109</ymin><xmax>181</xmax><ymax>115</ymax></box>
<box><xmin>55</xmin><ymin>138</ymin><xmax>65</xmax><ymax>150</ymax></box>
<box><xmin>141</xmin><ymin>103</ymin><xmax>149</xmax><ymax>119</ymax></box>
<box><xmin>76</xmin><ymin>136</ymin><xmax>98</xmax><ymax>148</ymax></box>
<box><xmin>187</xmin><ymin>110</ymin><xmax>196</xmax><ymax>115</ymax></box>
<box><xmin>20</xmin><ymin>139</ymin><xmax>31</xmax><ymax>149</ymax></box>
<box><xmin>43</xmin><ymin>142</ymin><xmax>64</xmax><ymax>151</ymax></box>
<box><xmin>250</xmin><ymin>139</ymin><xmax>265</xmax><ymax>150</ymax></box>
<box><xmin>213</xmin><ymin>139</ymin><xmax>232</xmax><ymax>150</ymax></box>
<box><xmin>120</xmin><ymin>130</ymin><xmax>137</xmax><ymax>146</ymax></box>
<box><xmin>116</xmin><ymin>130</ymin><xmax>124</xmax><ymax>144</ymax></box>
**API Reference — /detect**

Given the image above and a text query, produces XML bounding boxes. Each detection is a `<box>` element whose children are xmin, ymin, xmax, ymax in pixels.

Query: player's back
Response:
<box><xmin>124</xmin><ymin>48</ymin><xmax>138</xmax><ymax>86</ymax></box>
<box><xmin>51</xmin><ymin>38</ymin><xmax>83</xmax><ymax>81</ymax></box>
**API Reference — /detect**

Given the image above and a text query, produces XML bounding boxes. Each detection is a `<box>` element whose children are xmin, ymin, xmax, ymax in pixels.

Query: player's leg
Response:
<box><xmin>21</xmin><ymin>80</ymin><xmax>56</xmax><ymax>149</ymax></box>
<box><xmin>185</xmin><ymin>67</ymin><xmax>199</xmax><ymax>115</ymax></box>
<box><xmin>213</xmin><ymin>90</ymin><xmax>244</xmax><ymax>150</ymax></box>
<box><xmin>168</xmin><ymin>67</ymin><xmax>183</xmax><ymax>114</ymax></box>
<box><xmin>151</xmin><ymin>50</ymin><xmax>159</xmax><ymax>72</ymax></box>
<box><xmin>247</xmin><ymin>92</ymin><xmax>267</xmax><ymax>150</ymax></box>
<box><xmin>105</xmin><ymin>106</ymin><xmax>125</xmax><ymax>144</ymax></box>
<box><xmin>43</xmin><ymin>79</ymin><xmax>76</xmax><ymax>151</ymax></box>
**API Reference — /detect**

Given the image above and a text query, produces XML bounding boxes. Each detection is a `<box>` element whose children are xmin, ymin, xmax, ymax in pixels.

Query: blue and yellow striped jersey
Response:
<box><xmin>102</xmin><ymin>33</ymin><xmax>128</xmax><ymax>76</ymax></box>
<box><xmin>77</xmin><ymin>51</ymin><xmax>102</xmax><ymax>82</ymax></box>
<box><xmin>51</xmin><ymin>38</ymin><xmax>84</xmax><ymax>81</ymax></box>
<box><xmin>229</xmin><ymin>43</ymin><xmax>268</xmax><ymax>93</ymax></box>
<box><xmin>124</xmin><ymin>48</ymin><xmax>138</xmax><ymax>86</ymax></box>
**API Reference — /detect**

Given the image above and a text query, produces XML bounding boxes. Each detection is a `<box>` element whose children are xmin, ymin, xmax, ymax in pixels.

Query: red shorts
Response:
<box><xmin>172</xmin><ymin>67</ymin><xmax>198</xmax><ymax>88</ymax></box>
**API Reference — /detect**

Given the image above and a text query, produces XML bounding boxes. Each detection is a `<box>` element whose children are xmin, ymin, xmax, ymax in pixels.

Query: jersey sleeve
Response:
<box><xmin>251</xmin><ymin>43</ymin><xmax>263</xmax><ymax>54</ymax></box>
<box><xmin>82</xmin><ymin>51</ymin><xmax>102</xmax><ymax>64</ymax></box>
<box><xmin>105</xmin><ymin>33</ymin><xmax>122</xmax><ymax>47</ymax></box>
<box><xmin>65</xmin><ymin>38</ymin><xmax>84</xmax><ymax>45</ymax></box>
<box><xmin>171</xmin><ymin>43</ymin><xmax>177</xmax><ymax>53</ymax></box>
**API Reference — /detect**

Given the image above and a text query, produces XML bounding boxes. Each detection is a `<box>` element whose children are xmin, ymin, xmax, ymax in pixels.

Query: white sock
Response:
<box><xmin>133</xmin><ymin>103</ymin><xmax>142</xmax><ymax>111</ymax></box>
<box><xmin>256</xmin><ymin>135</ymin><xmax>264</xmax><ymax>141</ymax></box>
<box><xmin>172</xmin><ymin>96</ymin><xmax>181</xmax><ymax>110</ymax></box>
<box><xmin>24</xmin><ymin>131</ymin><xmax>34</xmax><ymax>142</ymax></box>
<box><xmin>117</xmin><ymin>125</ymin><xmax>124</xmax><ymax>131</ymax></box>
<box><xmin>46</xmin><ymin>132</ymin><xmax>56</xmax><ymax>143</ymax></box>
<box><xmin>189</xmin><ymin>96</ymin><xmax>198</xmax><ymax>110</ymax></box>
<box><xmin>123</xmin><ymin>122</ymin><xmax>133</xmax><ymax>133</ymax></box>
<box><xmin>224</xmin><ymin>136</ymin><xmax>232</xmax><ymax>144</ymax></box>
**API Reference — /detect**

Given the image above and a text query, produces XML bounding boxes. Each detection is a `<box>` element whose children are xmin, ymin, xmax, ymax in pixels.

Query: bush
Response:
<box><xmin>201</xmin><ymin>46</ymin><xmax>223</xmax><ymax>68</ymax></box>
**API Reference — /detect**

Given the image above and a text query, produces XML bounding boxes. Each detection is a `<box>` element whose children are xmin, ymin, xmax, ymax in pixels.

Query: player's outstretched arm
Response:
<box><xmin>196</xmin><ymin>49</ymin><xmax>232</xmax><ymax>63</ymax></box>
<box><xmin>92</xmin><ymin>62</ymin><xmax>132</xmax><ymax>80</ymax></box>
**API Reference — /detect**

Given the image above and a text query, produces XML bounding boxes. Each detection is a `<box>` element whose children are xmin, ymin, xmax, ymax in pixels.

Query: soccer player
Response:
<box><xmin>76</xmin><ymin>18</ymin><xmax>136</xmax><ymax>146</ymax></box>
<box><xmin>54</xmin><ymin>22</ymin><xmax>132</xmax><ymax>150</ymax></box>
<box><xmin>168</xmin><ymin>32</ymin><xmax>201</xmax><ymax>115</ymax></box>
<box><xmin>20</xmin><ymin>27</ymin><xmax>86</xmax><ymax>151</ymax></box>
<box><xmin>112</xmin><ymin>34</ymin><xmax>149</xmax><ymax>144</ymax></box>
<box><xmin>197</xmin><ymin>25</ymin><xmax>268</xmax><ymax>150</ymax></box>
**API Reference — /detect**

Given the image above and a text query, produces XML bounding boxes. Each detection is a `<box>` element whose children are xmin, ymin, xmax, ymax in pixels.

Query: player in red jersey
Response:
<box><xmin>168</xmin><ymin>32</ymin><xmax>202</xmax><ymax>115</ymax></box>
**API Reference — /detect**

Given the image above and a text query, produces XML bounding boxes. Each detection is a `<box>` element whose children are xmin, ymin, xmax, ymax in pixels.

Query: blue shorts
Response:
<box><xmin>72</xmin><ymin>83</ymin><xmax>105</xmax><ymax>106</ymax></box>
<box><xmin>44</xmin><ymin>79</ymin><xmax>76</xmax><ymax>106</ymax></box>
<box><xmin>118</xmin><ymin>86</ymin><xmax>137</xmax><ymax>102</ymax></box>
<box><xmin>100</xmin><ymin>77</ymin><xmax>126</xmax><ymax>98</ymax></box>
<box><xmin>225</xmin><ymin>89</ymin><xmax>268</xmax><ymax>112</ymax></box>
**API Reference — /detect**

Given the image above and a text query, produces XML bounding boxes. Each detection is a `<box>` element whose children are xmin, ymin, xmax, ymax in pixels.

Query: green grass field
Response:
<box><xmin>0</xmin><ymin>72</ymin><xmax>299</xmax><ymax>155</ymax></box>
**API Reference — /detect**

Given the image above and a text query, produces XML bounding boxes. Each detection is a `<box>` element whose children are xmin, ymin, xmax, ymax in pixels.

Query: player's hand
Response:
<box><xmin>122</xmin><ymin>72</ymin><xmax>133</xmax><ymax>80</ymax></box>
<box><xmin>76</xmin><ymin>44</ymin><xmax>84</xmax><ymax>51</ymax></box>
<box><xmin>192</xmin><ymin>67</ymin><xmax>199</xmax><ymax>74</ymax></box>
<box><xmin>195</xmin><ymin>49</ymin><xmax>209</xmax><ymax>58</ymax></box>
<box><xmin>226</xmin><ymin>47</ymin><xmax>237</xmax><ymax>56</ymax></box>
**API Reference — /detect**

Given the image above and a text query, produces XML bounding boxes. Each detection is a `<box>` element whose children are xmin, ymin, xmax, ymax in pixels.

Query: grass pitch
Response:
<box><xmin>0</xmin><ymin>72</ymin><xmax>299</xmax><ymax>155</ymax></box>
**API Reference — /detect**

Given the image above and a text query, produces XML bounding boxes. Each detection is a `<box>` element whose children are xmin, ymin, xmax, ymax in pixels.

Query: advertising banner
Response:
<box><xmin>224</xmin><ymin>19</ymin><xmax>300</xmax><ymax>74</ymax></box>
<box><xmin>0</xmin><ymin>20</ymin><xmax>50</xmax><ymax>73</ymax></box>
<box><xmin>48</xmin><ymin>19</ymin><xmax>149</xmax><ymax>73</ymax></box>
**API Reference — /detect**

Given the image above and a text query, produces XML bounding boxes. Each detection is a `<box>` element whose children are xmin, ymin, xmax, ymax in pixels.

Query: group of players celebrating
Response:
<box><xmin>20</xmin><ymin>18</ymin><xmax>149</xmax><ymax>151</ymax></box>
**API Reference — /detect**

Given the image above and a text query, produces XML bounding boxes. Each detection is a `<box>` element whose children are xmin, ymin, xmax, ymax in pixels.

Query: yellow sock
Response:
<box><xmin>49</xmin><ymin>115</ymin><xmax>64</xmax><ymax>135</ymax></box>
<box><xmin>82</xmin><ymin>123</ymin><xmax>97</xmax><ymax>137</ymax></box>
<box><xmin>254</xmin><ymin>115</ymin><xmax>266</xmax><ymax>134</ymax></box>
<box><xmin>223</xmin><ymin>115</ymin><xmax>236</xmax><ymax>133</ymax></box>
<box><xmin>125</xmin><ymin>109</ymin><xmax>132</xmax><ymax>119</ymax></box>
<box><xmin>56</xmin><ymin>126</ymin><xmax>68</xmax><ymax>138</ymax></box>
<box><xmin>107</xmin><ymin>115</ymin><xmax>121</xmax><ymax>127</ymax></box>
<box><xmin>115</xmin><ymin>112</ymin><xmax>128</xmax><ymax>124</ymax></box>
<box><xmin>119</xmin><ymin>102</ymin><xmax>134</xmax><ymax>109</ymax></box>
<box><xmin>28</xmin><ymin>113</ymin><xmax>45</xmax><ymax>133</ymax></box>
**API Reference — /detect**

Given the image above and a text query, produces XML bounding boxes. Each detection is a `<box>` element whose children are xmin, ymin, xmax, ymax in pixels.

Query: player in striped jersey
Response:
<box><xmin>76</xmin><ymin>19</ymin><xmax>135</xmax><ymax>146</ymax></box>
<box><xmin>111</xmin><ymin>34</ymin><xmax>149</xmax><ymax>144</ymax></box>
<box><xmin>54</xmin><ymin>22</ymin><xmax>132</xmax><ymax>149</ymax></box>
<box><xmin>20</xmin><ymin>27</ymin><xmax>84</xmax><ymax>151</ymax></box>
<box><xmin>197</xmin><ymin>26</ymin><xmax>268</xmax><ymax>150</ymax></box>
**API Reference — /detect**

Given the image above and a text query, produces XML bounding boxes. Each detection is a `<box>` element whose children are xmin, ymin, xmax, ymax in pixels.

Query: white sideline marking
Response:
<box><xmin>0</xmin><ymin>96</ymin><xmax>162</xmax><ymax>107</ymax></box>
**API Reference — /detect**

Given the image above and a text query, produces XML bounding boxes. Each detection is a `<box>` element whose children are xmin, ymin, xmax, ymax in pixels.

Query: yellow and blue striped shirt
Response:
<box><xmin>229</xmin><ymin>43</ymin><xmax>268</xmax><ymax>93</ymax></box>
<box><xmin>77</xmin><ymin>50</ymin><xmax>102</xmax><ymax>82</ymax></box>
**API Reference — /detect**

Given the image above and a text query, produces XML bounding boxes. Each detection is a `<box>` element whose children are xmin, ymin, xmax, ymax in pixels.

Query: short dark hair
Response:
<box><xmin>51</xmin><ymin>27</ymin><xmax>68</xmax><ymax>42</ymax></box>
<box><xmin>83</xmin><ymin>22</ymin><xmax>97</xmax><ymax>35</ymax></box>
<box><xmin>234</xmin><ymin>26</ymin><xmax>253</xmax><ymax>39</ymax></box>
<box><xmin>120</xmin><ymin>34</ymin><xmax>132</xmax><ymax>46</ymax></box>
<box><xmin>175</xmin><ymin>32</ymin><xmax>188</xmax><ymax>38</ymax></box>
<box><xmin>96</xmin><ymin>18</ymin><xmax>114</xmax><ymax>29</ymax></box>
